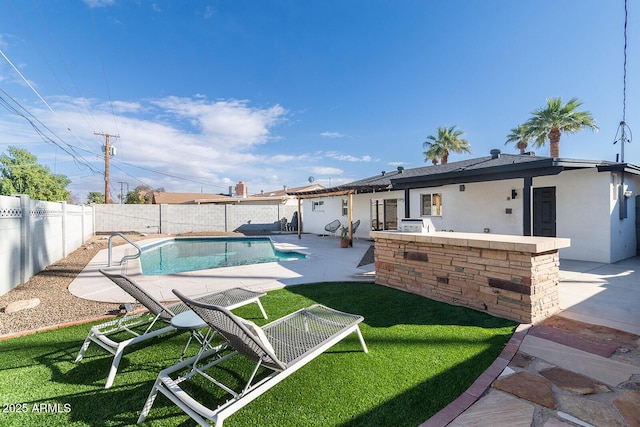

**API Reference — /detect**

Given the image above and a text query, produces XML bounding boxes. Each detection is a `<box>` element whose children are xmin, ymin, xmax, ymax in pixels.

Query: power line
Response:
<box><xmin>0</xmin><ymin>89</ymin><xmax>102</xmax><ymax>175</ymax></box>
<box><xmin>7</xmin><ymin>0</ymin><xmax>102</xmax><ymax>147</ymax></box>
<box><xmin>88</xmin><ymin>2</ymin><xmax>120</xmax><ymax>137</ymax></box>
<box><xmin>114</xmin><ymin>159</ymin><xmax>229</xmax><ymax>189</ymax></box>
<box><xmin>0</xmin><ymin>46</ymin><xmax>104</xmax><ymax>172</ymax></box>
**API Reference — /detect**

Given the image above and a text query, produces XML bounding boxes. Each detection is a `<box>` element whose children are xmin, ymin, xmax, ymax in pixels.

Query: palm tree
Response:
<box><xmin>505</xmin><ymin>124</ymin><xmax>530</xmax><ymax>154</ymax></box>
<box><xmin>423</xmin><ymin>125</ymin><xmax>471</xmax><ymax>164</ymax></box>
<box><xmin>522</xmin><ymin>97</ymin><xmax>598</xmax><ymax>158</ymax></box>
<box><xmin>423</xmin><ymin>143</ymin><xmax>443</xmax><ymax>165</ymax></box>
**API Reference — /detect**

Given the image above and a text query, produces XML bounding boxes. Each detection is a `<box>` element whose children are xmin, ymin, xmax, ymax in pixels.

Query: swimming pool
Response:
<box><xmin>139</xmin><ymin>237</ymin><xmax>307</xmax><ymax>275</ymax></box>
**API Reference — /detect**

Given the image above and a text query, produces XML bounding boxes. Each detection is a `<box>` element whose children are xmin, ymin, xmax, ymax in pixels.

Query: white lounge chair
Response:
<box><xmin>137</xmin><ymin>289</ymin><xmax>368</xmax><ymax>427</ymax></box>
<box><xmin>74</xmin><ymin>269</ymin><xmax>267</xmax><ymax>389</ymax></box>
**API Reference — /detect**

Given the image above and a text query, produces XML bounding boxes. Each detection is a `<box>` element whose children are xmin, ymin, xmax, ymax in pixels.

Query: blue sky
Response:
<box><xmin>0</xmin><ymin>0</ymin><xmax>638</xmax><ymax>202</ymax></box>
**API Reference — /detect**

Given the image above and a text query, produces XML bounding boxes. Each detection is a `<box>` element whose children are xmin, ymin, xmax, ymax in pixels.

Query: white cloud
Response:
<box><xmin>110</xmin><ymin>100</ymin><xmax>143</xmax><ymax>113</ymax></box>
<box><xmin>150</xmin><ymin>97</ymin><xmax>287</xmax><ymax>148</ymax></box>
<box><xmin>321</xmin><ymin>131</ymin><xmax>344</xmax><ymax>138</ymax></box>
<box><xmin>0</xmin><ymin>94</ymin><xmax>292</xmax><ymax>194</ymax></box>
<box><xmin>82</xmin><ymin>0</ymin><xmax>116</xmax><ymax>7</ymax></box>
<box><xmin>311</xmin><ymin>166</ymin><xmax>343</xmax><ymax>175</ymax></box>
<box><xmin>203</xmin><ymin>5</ymin><xmax>215</xmax><ymax>19</ymax></box>
<box><xmin>326</xmin><ymin>151</ymin><xmax>373</xmax><ymax>162</ymax></box>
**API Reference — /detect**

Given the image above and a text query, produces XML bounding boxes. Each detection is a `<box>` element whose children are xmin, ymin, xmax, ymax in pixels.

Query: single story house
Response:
<box><xmin>289</xmin><ymin>150</ymin><xmax>640</xmax><ymax>263</ymax></box>
<box><xmin>152</xmin><ymin>183</ymin><xmax>324</xmax><ymax>207</ymax></box>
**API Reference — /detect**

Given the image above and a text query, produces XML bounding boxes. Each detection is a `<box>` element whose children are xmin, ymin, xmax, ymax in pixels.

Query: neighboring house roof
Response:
<box><xmin>287</xmin><ymin>172</ymin><xmax>397</xmax><ymax>198</ymax></box>
<box><xmin>152</xmin><ymin>192</ymin><xmax>235</xmax><ymax>204</ymax></box>
<box><xmin>251</xmin><ymin>183</ymin><xmax>325</xmax><ymax>198</ymax></box>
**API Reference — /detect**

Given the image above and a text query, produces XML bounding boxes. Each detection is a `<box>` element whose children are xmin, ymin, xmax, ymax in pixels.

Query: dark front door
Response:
<box><xmin>533</xmin><ymin>187</ymin><xmax>556</xmax><ymax>237</ymax></box>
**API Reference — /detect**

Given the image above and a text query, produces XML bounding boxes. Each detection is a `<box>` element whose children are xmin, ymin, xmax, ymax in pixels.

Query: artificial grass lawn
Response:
<box><xmin>0</xmin><ymin>282</ymin><xmax>517</xmax><ymax>426</ymax></box>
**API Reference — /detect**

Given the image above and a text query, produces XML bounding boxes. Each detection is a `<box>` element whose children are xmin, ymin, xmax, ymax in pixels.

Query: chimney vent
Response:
<box><xmin>490</xmin><ymin>149</ymin><xmax>501</xmax><ymax>159</ymax></box>
<box><xmin>235</xmin><ymin>181</ymin><xmax>247</xmax><ymax>198</ymax></box>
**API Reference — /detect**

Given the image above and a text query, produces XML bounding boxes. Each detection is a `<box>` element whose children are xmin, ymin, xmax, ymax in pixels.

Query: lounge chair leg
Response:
<box><xmin>104</xmin><ymin>342</ymin><xmax>127</xmax><ymax>389</ymax></box>
<box><xmin>137</xmin><ymin>377</ymin><xmax>161</xmax><ymax>424</ymax></box>
<box><xmin>75</xmin><ymin>335</ymin><xmax>93</xmax><ymax>362</ymax></box>
<box><xmin>255</xmin><ymin>299</ymin><xmax>268</xmax><ymax>319</ymax></box>
<box><xmin>356</xmin><ymin>327</ymin><xmax>369</xmax><ymax>353</ymax></box>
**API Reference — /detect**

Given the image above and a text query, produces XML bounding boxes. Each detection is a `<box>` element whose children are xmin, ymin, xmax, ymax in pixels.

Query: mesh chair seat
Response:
<box><xmin>74</xmin><ymin>269</ymin><xmax>267</xmax><ymax>389</ymax></box>
<box><xmin>265</xmin><ymin>305</ymin><xmax>363</xmax><ymax>365</ymax></box>
<box><xmin>138</xmin><ymin>292</ymin><xmax>368</xmax><ymax>427</ymax></box>
<box><xmin>324</xmin><ymin>219</ymin><xmax>341</xmax><ymax>237</ymax></box>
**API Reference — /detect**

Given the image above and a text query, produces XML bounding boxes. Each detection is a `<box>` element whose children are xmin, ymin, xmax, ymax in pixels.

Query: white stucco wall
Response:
<box><xmin>405</xmin><ymin>169</ymin><xmax>637</xmax><ymax>263</ymax></box>
<box><xmin>301</xmin><ymin>191</ymin><xmax>404</xmax><ymax>238</ymax></box>
<box><xmin>535</xmin><ymin>169</ymin><xmax>608</xmax><ymax>262</ymax></box>
<box><xmin>610</xmin><ymin>172</ymin><xmax>638</xmax><ymax>262</ymax></box>
<box><xmin>300</xmin><ymin>167</ymin><xmax>639</xmax><ymax>263</ymax></box>
<box><xmin>407</xmin><ymin>180</ymin><xmax>524</xmax><ymax>235</ymax></box>
<box><xmin>535</xmin><ymin>168</ymin><xmax>638</xmax><ymax>263</ymax></box>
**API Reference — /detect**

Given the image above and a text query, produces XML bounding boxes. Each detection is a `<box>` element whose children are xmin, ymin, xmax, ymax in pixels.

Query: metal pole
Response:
<box><xmin>104</xmin><ymin>134</ymin><xmax>110</xmax><ymax>204</ymax></box>
<box><xmin>95</xmin><ymin>132</ymin><xmax>119</xmax><ymax>204</ymax></box>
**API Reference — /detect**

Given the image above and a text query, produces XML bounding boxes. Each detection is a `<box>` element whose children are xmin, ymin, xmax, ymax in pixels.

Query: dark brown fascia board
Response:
<box><xmin>287</xmin><ymin>184</ymin><xmax>392</xmax><ymax>199</ymax></box>
<box><xmin>597</xmin><ymin>163</ymin><xmax>640</xmax><ymax>175</ymax></box>
<box><xmin>390</xmin><ymin>158</ymin><xmax>565</xmax><ymax>189</ymax></box>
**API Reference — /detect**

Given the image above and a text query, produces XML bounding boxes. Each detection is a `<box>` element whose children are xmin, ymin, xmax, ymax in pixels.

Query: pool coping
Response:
<box><xmin>68</xmin><ymin>234</ymin><xmax>376</xmax><ymax>304</ymax></box>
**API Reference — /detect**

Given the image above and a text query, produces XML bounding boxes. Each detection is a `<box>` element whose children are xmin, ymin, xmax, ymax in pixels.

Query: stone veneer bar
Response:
<box><xmin>370</xmin><ymin>231</ymin><xmax>571</xmax><ymax>323</ymax></box>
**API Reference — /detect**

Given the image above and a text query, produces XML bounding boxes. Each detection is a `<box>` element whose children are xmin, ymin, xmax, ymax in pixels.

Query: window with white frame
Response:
<box><xmin>312</xmin><ymin>200</ymin><xmax>324</xmax><ymax>211</ymax></box>
<box><xmin>421</xmin><ymin>193</ymin><xmax>442</xmax><ymax>216</ymax></box>
<box><xmin>342</xmin><ymin>199</ymin><xmax>348</xmax><ymax>216</ymax></box>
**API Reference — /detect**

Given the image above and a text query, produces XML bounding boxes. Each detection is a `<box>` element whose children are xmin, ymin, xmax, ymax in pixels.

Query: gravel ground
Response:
<box><xmin>0</xmin><ymin>232</ymin><xmax>239</xmax><ymax>337</ymax></box>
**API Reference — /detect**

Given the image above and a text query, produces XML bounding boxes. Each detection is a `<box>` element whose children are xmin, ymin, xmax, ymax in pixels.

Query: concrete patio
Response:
<box><xmin>69</xmin><ymin>234</ymin><xmax>376</xmax><ymax>303</ymax></box>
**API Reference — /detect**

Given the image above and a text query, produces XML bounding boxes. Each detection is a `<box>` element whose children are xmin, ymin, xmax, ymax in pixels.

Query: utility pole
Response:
<box><xmin>95</xmin><ymin>132</ymin><xmax>119</xmax><ymax>204</ymax></box>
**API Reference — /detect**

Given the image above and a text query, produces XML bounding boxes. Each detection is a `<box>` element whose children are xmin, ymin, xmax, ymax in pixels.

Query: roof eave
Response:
<box><xmin>288</xmin><ymin>184</ymin><xmax>393</xmax><ymax>199</ymax></box>
<box><xmin>597</xmin><ymin>162</ymin><xmax>640</xmax><ymax>175</ymax></box>
<box><xmin>391</xmin><ymin>159</ymin><xmax>566</xmax><ymax>188</ymax></box>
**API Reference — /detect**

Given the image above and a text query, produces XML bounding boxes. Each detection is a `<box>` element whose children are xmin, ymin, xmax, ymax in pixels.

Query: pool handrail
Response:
<box><xmin>107</xmin><ymin>233</ymin><xmax>142</xmax><ymax>266</ymax></box>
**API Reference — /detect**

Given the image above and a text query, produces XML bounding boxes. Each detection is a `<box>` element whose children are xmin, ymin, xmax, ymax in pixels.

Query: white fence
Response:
<box><xmin>0</xmin><ymin>195</ymin><xmax>94</xmax><ymax>296</ymax></box>
<box><xmin>93</xmin><ymin>203</ymin><xmax>299</xmax><ymax>235</ymax></box>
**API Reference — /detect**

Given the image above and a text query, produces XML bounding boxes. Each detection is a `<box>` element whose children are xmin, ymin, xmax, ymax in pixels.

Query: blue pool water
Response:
<box><xmin>139</xmin><ymin>237</ymin><xmax>306</xmax><ymax>275</ymax></box>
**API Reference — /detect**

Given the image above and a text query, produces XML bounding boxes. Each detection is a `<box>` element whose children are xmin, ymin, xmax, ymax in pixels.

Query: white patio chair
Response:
<box><xmin>137</xmin><ymin>289</ymin><xmax>368</xmax><ymax>427</ymax></box>
<box><xmin>74</xmin><ymin>269</ymin><xmax>267</xmax><ymax>389</ymax></box>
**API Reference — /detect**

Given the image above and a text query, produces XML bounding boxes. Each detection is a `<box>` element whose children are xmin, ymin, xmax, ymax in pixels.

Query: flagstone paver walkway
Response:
<box><xmin>424</xmin><ymin>257</ymin><xmax>640</xmax><ymax>427</ymax></box>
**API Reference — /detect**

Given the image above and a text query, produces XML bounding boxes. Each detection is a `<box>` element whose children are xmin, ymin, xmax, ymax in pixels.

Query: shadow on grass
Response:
<box><xmin>337</xmin><ymin>339</ymin><xmax>509</xmax><ymax>426</ymax></box>
<box><xmin>0</xmin><ymin>282</ymin><xmax>517</xmax><ymax>427</ymax></box>
<box><xmin>283</xmin><ymin>281</ymin><xmax>513</xmax><ymax>329</ymax></box>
